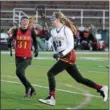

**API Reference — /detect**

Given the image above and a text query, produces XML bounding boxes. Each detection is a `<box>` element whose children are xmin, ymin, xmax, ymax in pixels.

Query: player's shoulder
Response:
<box><xmin>13</xmin><ymin>27</ymin><xmax>18</xmax><ymax>34</ymax></box>
<box><xmin>50</xmin><ymin>28</ymin><xmax>56</xmax><ymax>34</ymax></box>
<box><xmin>64</xmin><ymin>26</ymin><xmax>71</xmax><ymax>32</ymax></box>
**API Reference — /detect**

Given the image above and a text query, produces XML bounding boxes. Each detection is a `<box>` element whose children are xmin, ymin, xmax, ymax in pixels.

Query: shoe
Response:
<box><xmin>39</xmin><ymin>96</ymin><xmax>56</xmax><ymax>106</ymax></box>
<box><xmin>24</xmin><ymin>88</ymin><xmax>36</xmax><ymax>97</ymax></box>
<box><xmin>31</xmin><ymin>90</ymin><xmax>36</xmax><ymax>96</ymax></box>
<box><xmin>98</xmin><ymin>86</ymin><xmax>108</xmax><ymax>102</ymax></box>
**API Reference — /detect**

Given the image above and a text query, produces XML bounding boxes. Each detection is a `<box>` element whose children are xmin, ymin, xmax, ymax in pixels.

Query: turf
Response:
<box><xmin>1</xmin><ymin>51</ymin><xmax>109</xmax><ymax>109</ymax></box>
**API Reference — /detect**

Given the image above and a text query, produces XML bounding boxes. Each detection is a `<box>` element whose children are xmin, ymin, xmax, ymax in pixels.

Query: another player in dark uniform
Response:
<box><xmin>8</xmin><ymin>16</ymin><xmax>39</xmax><ymax>97</ymax></box>
<box><xmin>79</xmin><ymin>29</ymin><xmax>97</xmax><ymax>50</ymax></box>
<box><xmin>39</xmin><ymin>12</ymin><xmax>108</xmax><ymax>105</ymax></box>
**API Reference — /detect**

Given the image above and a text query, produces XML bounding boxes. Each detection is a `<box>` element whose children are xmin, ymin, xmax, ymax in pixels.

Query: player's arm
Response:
<box><xmin>62</xmin><ymin>27</ymin><xmax>74</xmax><ymax>56</ymax></box>
<box><xmin>7</xmin><ymin>26</ymin><xmax>17</xmax><ymax>38</ymax></box>
<box><xmin>7</xmin><ymin>27</ymin><xmax>17</xmax><ymax>48</ymax></box>
<box><xmin>31</xmin><ymin>28</ymin><xmax>38</xmax><ymax>57</ymax></box>
<box><xmin>47</xmin><ymin>36</ymin><xmax>53</xmax><ymax>50</ymax></box>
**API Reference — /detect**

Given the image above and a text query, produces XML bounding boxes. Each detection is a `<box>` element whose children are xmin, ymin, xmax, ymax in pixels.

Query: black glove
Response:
<box><xmin>7</xmin><ymin>40</ymin><xmax>12</xmax><ymax>48</ymax></box>
<box><xmin>53</xmin><ymin>52</ymin><xmax>63</xmax><ymax>60</ymax></box>
<box><xmin>34</xmin><ymin>50</ymin><xmax>38</xmax><ymax>57</ymax></box>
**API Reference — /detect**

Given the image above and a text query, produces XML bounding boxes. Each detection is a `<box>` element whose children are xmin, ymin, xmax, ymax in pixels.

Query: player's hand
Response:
<box><xmin>7</xmin><ymin>26</ymin><xmax>16</xmax><ymax>37</ymax></box>
<box><xmin>53</xmin><ymin>52</ymin><xmax>63</xmax><ymax>60</ymax></box>
<box><xmin>7</xmin><ymin>40</ymin><xmax>12</xmax><ymax>48</ymax></box>
<box><xmin>34</xmin><ymin>50</ymin><xmax>38</xmax><ymax>57</ymax></box>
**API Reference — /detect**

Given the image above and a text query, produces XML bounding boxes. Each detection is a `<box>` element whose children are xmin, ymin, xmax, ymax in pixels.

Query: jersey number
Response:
<box><xmin>17</xmin><ymin>41</ymin><xmax>27</xmax><ymax>49</ymax></box>
<box><xmin>53</xmin><ymin>41</ymin><xmax>62</xmax><ymax>50</ymax></box>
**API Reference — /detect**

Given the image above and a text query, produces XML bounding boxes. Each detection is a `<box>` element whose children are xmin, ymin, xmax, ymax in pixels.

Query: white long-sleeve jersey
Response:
<box><xmin>48</xmin><ymin>26</ymin><xmax>74</xmax><ymax>56</ymax></box>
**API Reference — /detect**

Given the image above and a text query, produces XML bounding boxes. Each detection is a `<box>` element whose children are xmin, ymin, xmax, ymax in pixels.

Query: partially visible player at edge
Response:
<box><xmin>8</xmin><ymin>16</ymin><xmax>42</xmax><ymax>97</ymax></box>
<box><xmin>39</xmin><ymin>12</ymin><xmax>108</xmax><ymax>106</ymax></box>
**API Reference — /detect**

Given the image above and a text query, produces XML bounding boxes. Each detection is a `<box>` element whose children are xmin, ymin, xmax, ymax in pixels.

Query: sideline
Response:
<box><xmin>1</xmin><ymin>51</ymin><xmax>108</xmax><ymax>55</ymax></box>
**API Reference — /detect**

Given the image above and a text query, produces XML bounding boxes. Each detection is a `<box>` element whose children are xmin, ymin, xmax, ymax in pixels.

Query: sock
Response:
<box><xmin>94</xmin><ymin>84</ymin><xmax>102</xmax><ymax>91</ymax></box>
<box><xmin>49</xmin><ymin>91</ymin><xmax>56</xmax><ymax>99</ymax></box>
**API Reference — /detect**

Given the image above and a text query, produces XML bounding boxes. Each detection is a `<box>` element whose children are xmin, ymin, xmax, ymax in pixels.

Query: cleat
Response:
<box><xmin>31</xmin><ymin>91</ymin><xmax>36</xmax><ymax>97</ymax></box>
<box><xmin>39</xmin><ymin>96</ymin><xmax>56</xmax><ymax>106</ymax></box>
<box><xmin>24</xmin><ymin>88</ymin><xmax>36</xmax><ymax>97</ymax></box>
<box><xmin>98</xmin><ymin>86</ymin><xmax>108</xmax><ymax>102</ymax></box>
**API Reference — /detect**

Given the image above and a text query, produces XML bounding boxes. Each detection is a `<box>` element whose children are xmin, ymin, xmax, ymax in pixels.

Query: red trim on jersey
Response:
<box><xmin>60</xmin><ymin>50</ymin><xmax>76</xmax><ymax>64</ymax></box>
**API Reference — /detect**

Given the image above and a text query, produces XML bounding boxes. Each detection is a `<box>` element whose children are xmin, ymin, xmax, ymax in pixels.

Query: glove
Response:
<box><xmin>34</xmin><ymin>50</ymin><xmax>38</xmax><ymax>57</ymax></box>
<box><xmin>53</xmin><ymin>52</ymin><xmax>63</xmax><ymax>60</ymax></box>
<box><xmin>7</xmin><ymin>40</ymin><xmax>12</xmax><ymax>48</ymax></box>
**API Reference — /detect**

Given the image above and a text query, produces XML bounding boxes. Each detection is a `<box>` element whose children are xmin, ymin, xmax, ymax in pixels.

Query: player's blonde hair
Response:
<box><xmin>53</xmin><ymin>12</ymin><xmax>77</xmax><ymax>37</ymax></box>
<box><xmin>29</xmin><ymin>15</ymin><xmax>38</xmax><ymax>28</ymax></box>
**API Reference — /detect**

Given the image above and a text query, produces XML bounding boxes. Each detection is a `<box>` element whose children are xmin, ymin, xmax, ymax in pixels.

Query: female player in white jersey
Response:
<box><xmin>39</xmin><ymin>12</ymin><xmax>108</xmax><ymax>106</ymax></box>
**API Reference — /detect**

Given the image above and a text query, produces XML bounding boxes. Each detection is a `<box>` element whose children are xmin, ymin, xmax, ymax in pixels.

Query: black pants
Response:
<box><xmin>15</xmin><ymin>57</ymin><xmax>34</xmax><ymax>92</ymax></box>
<box><xmin>47</xmin><ymin>60</ymin><xmax>100</xmax><ymax>92</ymax></box>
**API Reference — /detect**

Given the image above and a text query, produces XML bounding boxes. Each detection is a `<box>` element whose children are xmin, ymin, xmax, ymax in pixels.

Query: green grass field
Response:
<box><xmin>1</xmin><ymin>51</ymin><xmax>109</xmax><ymax>109</ymax></box>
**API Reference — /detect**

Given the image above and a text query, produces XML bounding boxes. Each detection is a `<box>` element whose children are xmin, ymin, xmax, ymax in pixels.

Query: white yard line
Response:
<box><xmin>2</xmin><ymin>74</ymin><xmax>109</xmax><ymax>109</ymax></box>
<box><xmin>1</xmin><ymin>61</ymin><xmax>107</xmax><ymax>73</ymax></box>
<box><xmin>67</xmin><ymin>91</ymin><xmax>92</xmax><ymax>110</ymax></box>
<box><xmin>1</xmin><ymin>75</ymin><xmax>102</xmax><ymax>99</ymax></box>
<box><xmin>1</xmin><ymin>51</ymin><xmax>108</xmax><ymax>61</ymax></box>
<box><xmin>1</xmin><ymin>51</ymin><xmax>109</xmax><ymax>55</ymax></box>
<box><xmin>1</xmin><ymin>79</ymin><xmax>92</xmax><ymax>109</ymax></box>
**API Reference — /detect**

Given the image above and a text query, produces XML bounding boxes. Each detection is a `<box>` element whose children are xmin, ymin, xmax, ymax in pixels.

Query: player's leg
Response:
<box><xmin>39</xmin><ymin>60</ymin><xmax>69</xmax><ymax>105</ymax></box>
<box><xmin>47</xmin><ymin>60</ymin><xmax>69</xmax><ymax>97</ymax></box>
<box><xmin>16</xmin><ymin>58</ymin><xmax>36</xmax><ymax>97</ymax></box>
<box><xmin>66</xmin><ymin>64</ymin><xmax>108</xmax><ymax>101</ymax></box>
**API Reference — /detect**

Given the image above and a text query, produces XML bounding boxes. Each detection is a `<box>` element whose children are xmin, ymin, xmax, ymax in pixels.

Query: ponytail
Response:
<box><xmin>62</xmin><ymin>17</ymin><xmax>77</xmax><ymax>37</ymax></box>
<box><xmin>54</xmin><ymin>12</ymin><xmax>77</xmax><ymax>38</ymax></box>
